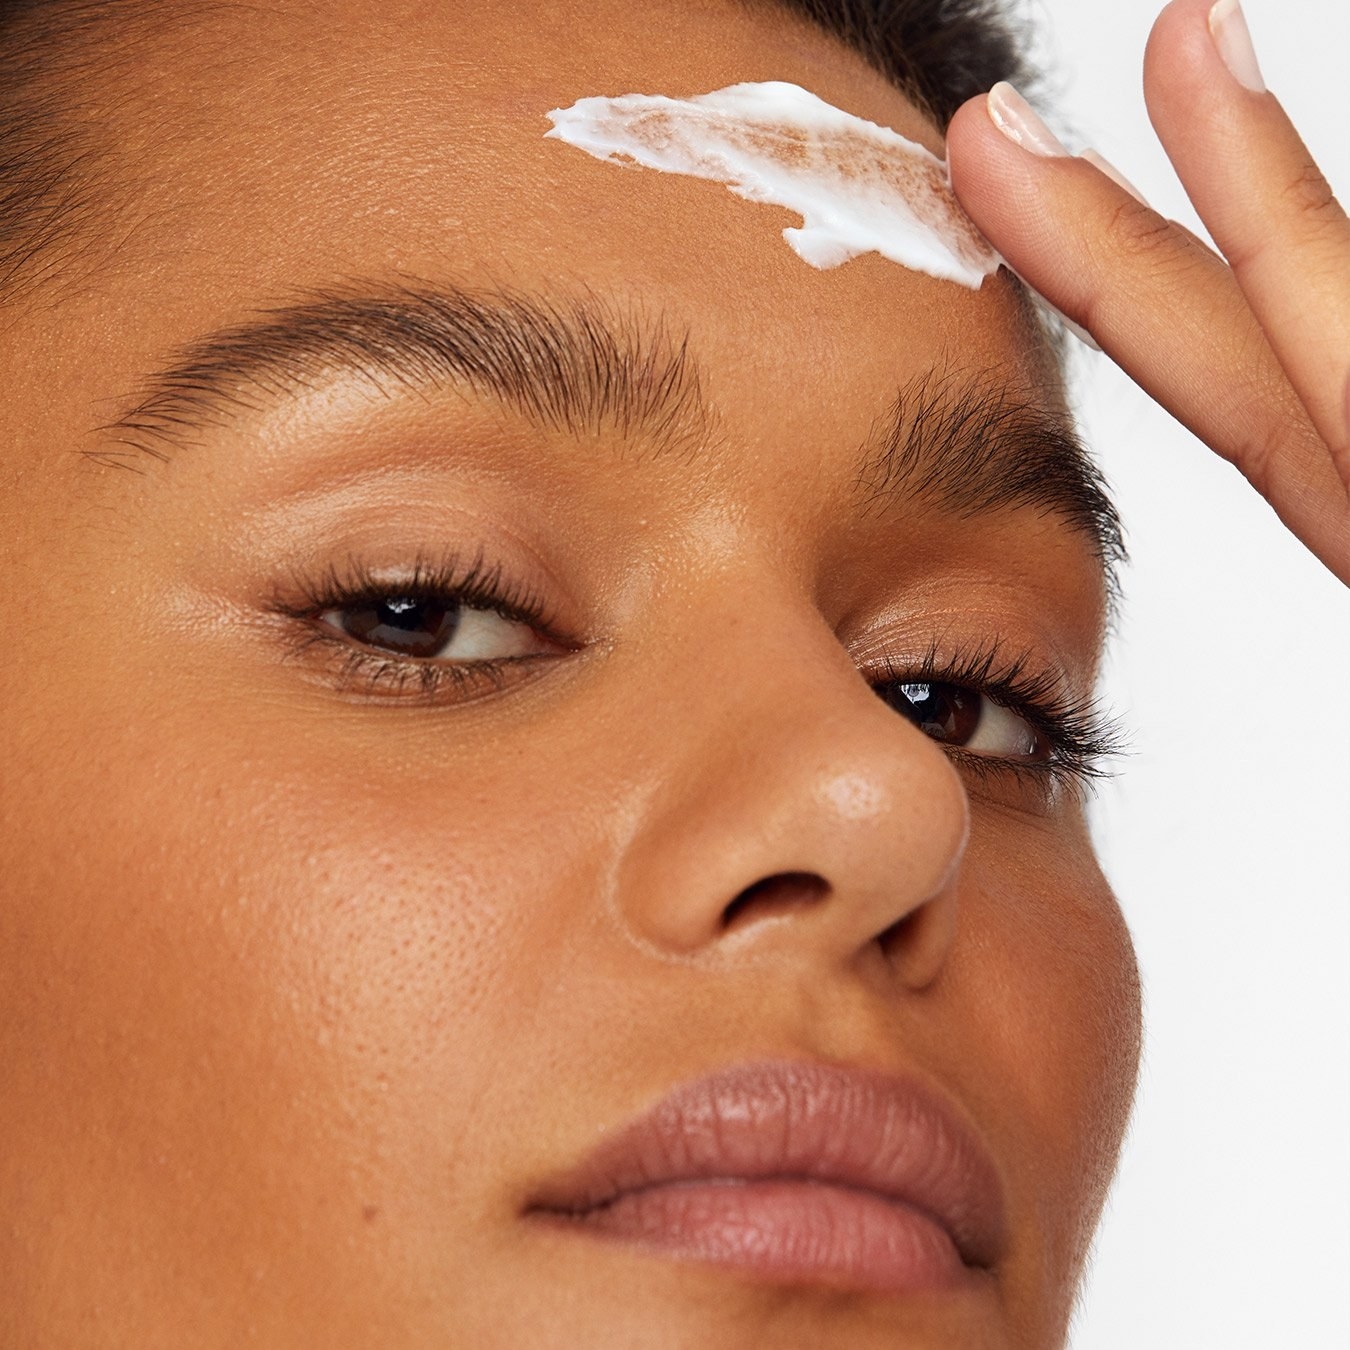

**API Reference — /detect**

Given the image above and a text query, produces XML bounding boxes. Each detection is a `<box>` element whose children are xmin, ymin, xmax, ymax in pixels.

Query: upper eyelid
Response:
<box><xmin>272</xmin><ymin>549</ymin><xmax>565</xmax><ymax>635</ymax></box>
<box><xmin>91</xmin><ymin>282</ymin><xmax>1120</xmax><ymax>617</ymax></box>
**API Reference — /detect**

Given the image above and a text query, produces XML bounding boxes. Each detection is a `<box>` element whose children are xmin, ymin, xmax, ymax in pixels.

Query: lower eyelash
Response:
<box><xmin>279</xmin><ymin>623</ymin><xmax>523</xmax><ymax>703</ymax></box>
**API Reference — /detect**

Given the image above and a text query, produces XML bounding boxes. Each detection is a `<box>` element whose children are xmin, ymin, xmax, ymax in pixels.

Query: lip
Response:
<box><xmin>524</xmin><ymin>1059</ymin><xmax>1007</xmax><ymax>1296</ymax></box>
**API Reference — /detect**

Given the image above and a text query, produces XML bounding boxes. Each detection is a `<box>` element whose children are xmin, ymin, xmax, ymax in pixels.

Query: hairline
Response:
<box><xmin>0</xmin><ymin>0</ymin><xmax>1035</xmax><ymax>312</ymax></box>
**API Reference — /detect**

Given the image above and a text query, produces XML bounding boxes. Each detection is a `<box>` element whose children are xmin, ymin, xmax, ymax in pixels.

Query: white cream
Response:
<box><xmin>545</xmin><ymin>81</ymin><xmax>1001</xmax><ymax>289</ymax></box>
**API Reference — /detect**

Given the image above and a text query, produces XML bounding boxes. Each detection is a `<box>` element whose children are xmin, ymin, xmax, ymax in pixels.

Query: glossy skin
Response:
<box><xmin>0</xmin><ymin>2</ymin><xmax>1142</xmax><ymax>1347</ymax></box>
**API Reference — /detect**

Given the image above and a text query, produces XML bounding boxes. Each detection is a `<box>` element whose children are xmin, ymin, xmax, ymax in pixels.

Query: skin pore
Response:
<box><xmin>0</xmin><ymin>2</ymin><xmax>1142</xmax><ymax>1347</ymax></box>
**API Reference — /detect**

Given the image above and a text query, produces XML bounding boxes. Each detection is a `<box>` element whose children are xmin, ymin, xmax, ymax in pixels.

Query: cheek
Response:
<box><xmin>957</xmin><ymin>825</ymin><xmax>1142</xmax><ymax>1307</ymax></box>
<box><xmin>0</xmin><ymin>675</ymin><xmax>596</xmax><ymax>1328</ymax></box>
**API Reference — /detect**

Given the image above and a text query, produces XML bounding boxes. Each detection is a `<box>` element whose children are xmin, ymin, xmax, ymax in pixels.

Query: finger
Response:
<box><xmin>1145</xmin><ymin>0</ymin><xmax>1350</xmax><ymax>470</ymax></box>
<box><xmin>944</xmin><ymin>88</ymin><xmax>1350</xmax><ymax>583</ymax></box>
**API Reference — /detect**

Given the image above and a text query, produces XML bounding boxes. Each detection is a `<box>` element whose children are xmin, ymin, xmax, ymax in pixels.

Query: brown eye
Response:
<box><xmin>329</xmin><ymin>597</ymin><xmax>462</xmax><ymax>658</ymax></box>
<box><xmin>889</xmin><ymin>681</ymin><xmax>982</xmax><ymax>744</ymax></box>
<box><xmin>319</xmin><ymin>595</ymin><xmax>554</xmax><ymax>664</ymax></box>
<box><xmin>886</xmin><ymin>681</ymin><xmax>1044</xmax><ymax>760</ymax></box>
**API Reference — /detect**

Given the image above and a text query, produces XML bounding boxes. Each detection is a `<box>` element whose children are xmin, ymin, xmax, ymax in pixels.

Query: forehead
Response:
<box><xmin>5</xmin><ymin>0</ymin><xmax>1105</xmax><ymax>631</ymax></box>
<box><xmin>39</xmin><ymin>0</ymin><xmax>1048</xmax><ymax>405</ymax></box>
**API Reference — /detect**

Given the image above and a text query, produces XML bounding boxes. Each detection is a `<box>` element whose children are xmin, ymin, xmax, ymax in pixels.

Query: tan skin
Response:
<box><xmin>10</xmin><ymin>0</ymin><xmax>1338</xmax><ymax>1344</ymax></box>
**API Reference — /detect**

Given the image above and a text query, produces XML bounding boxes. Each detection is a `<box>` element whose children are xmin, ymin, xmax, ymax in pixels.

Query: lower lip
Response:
<box><xmin>541</xmin><ymin>1178</ymin><xmax>973</xmax><ymax>1295</ymax></box>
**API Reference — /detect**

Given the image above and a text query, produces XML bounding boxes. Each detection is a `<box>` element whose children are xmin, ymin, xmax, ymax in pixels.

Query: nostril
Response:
<box><xmin>876</xmin><ymin>893</ymin><xmax>952</xmax><ymax>989</ymax></box>
<box><xmin>720</xmin><ymin>871</ymin><xmax>831</xmax><ymax>931</ymax></box>
<box><xmin>877</xmin><ymin>907</ymin><xmax>922</xmax><ymax>952</ymax></box>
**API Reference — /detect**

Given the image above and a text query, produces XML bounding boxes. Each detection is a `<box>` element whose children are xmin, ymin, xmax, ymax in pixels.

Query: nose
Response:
<box><xmin>610</xmin><ymin>590</ymin><xmax>970</xmax><ymax>990</ymax></box>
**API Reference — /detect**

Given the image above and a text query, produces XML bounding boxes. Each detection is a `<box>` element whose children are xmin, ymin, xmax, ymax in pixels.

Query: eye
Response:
<box><xmin>883</xmin><ymin>681</ymin><xmax>1047</xmax><ymax>760</ymax></box>
<box><xmin>319</xmin><ymin>595</ymin><xmax>552</xmax><ymax>662</ymax></box>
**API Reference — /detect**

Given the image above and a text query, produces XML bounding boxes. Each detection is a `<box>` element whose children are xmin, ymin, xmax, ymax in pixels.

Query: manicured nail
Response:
<box><xmin>987</xmin><ymin>82</ymin><xmax>1068</xmax><ymax>157</ymax></box>
<box><xmin>1209</xmin><ymin>0</ymin><xmax>1266</xmax><ymax>93</ymax></box>
<box><xmin>1080</xmin><ymin>149</ymin><xmax>1150</xmax><ymax>207</ymax></box>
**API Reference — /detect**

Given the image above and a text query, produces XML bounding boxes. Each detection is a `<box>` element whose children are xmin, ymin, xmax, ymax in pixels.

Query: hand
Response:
<box><xmin>945</xmin><ymin>0</ymin><xmax>1350</xmax><ymax>586</ymax></box>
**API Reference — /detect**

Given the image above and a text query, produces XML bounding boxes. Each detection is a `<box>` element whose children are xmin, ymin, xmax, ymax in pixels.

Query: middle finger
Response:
<box><xmin>1144</xmin><ymin>0</ymin><xmax>1350</xmax><ymax>467</ymax></box>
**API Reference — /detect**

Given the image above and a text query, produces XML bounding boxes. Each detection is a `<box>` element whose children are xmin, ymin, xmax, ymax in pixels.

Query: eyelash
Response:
<box><xmin>271</xmin><ymin>554</ymin><xmax>1124</xmax><ymax>793</ymax></box>
<box><xmin>869</xmin><ymin>639</ymin><xmax>1125</xmax><ymax>795</ymax></box>
<box><xmin>270</xmin><ymin>550</ymin><xmax>568</xmax><ymax>702</ymax></box>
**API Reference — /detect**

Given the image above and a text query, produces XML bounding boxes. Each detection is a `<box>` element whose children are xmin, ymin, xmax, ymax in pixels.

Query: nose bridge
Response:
<box><xmin>611</xmin><ymin>572</ymin><xmax>970</xmax><ymax>981</ymax></box>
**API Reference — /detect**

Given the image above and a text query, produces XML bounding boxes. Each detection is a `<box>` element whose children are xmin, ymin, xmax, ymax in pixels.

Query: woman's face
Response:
<box><xmin>0</xmin><ymin>1</ymin><xmax>1141</xmax><ymax>1345</ymax></box>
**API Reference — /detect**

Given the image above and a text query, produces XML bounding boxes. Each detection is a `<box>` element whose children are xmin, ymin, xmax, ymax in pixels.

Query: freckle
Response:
<box><xmin>363</xmin><ymin>1204</ymin><xmax>380</xmax><ymax>1223</ymax></box>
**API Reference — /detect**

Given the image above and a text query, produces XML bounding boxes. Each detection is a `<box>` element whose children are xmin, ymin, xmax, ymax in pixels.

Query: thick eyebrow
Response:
<box><xmin>89</xmin><ymin>280</ymin><xmax>1122</xmax><ymax>578</ymax></box>
<box><xmin>91</xmin><ymin>281</ymin><xmax>712</xmax><ymax>468</ymax></box>
<box><xmin>854</xmin><ymin>370</ymin><xmax>1126</xmax><ymax>575</ymax></box>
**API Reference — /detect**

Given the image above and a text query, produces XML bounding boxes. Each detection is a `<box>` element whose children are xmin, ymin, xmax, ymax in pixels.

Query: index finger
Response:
<box><xmin>944</xmin><ymin>66</ymin><xmax>1350</xmax><ymax>582</ymax></box>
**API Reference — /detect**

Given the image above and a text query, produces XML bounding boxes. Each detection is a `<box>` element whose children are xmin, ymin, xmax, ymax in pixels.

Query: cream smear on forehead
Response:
<box><xmin>545</xmin><ymin>81</ymin><xmax>1002</xmax><ymax>289</ymax></box>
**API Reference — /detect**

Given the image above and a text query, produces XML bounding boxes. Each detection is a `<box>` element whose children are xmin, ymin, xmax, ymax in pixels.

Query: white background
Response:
<box><xmin>1019</xmin><ymin>1</ymin><xmax>1350</xmax><ymax>1345</ymax></box>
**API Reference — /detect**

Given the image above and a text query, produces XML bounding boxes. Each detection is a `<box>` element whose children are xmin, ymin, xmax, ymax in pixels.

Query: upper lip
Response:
<box><xmin>525</xmin><ymin>1058</ymin><xmax>1008</xmax><ymax>1270</ymax></box>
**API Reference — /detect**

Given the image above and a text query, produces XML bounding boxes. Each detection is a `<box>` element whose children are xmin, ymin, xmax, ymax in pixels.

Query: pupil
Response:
<box><xmin>890</xmin><ymin>681</ymin><xmax>982</xmax><ymax>745</ymax></box>
<box><xmin>343</xmin><ymin>597</ymin><xmax>460</xmax><ymax>657</ymax></box>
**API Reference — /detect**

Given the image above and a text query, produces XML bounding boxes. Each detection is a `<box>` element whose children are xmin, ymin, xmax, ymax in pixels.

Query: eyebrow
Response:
<box><xmin>92</xmin><ymin>281</ymin><xmax>711</xmax><ymax>466</ymax></box>
<box><xmin>90</xmin><ymin>280</ymin><xmax>1123</xmax><ymax>574</ymax></box>
<box><xmin>854</xmin><ymin>370</ymin><xmax>1125</xmax><ymax>571</ymax></box>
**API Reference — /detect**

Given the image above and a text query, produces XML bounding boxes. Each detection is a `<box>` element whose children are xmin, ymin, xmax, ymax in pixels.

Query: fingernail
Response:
<box><xmin>1080</xmin><ymin>149</ymin><xmax>1151</xmax><ymax>207</ymax></box>
<box><xmin>1209</xmin><ymin>0</ymin><xmax>1266</xmax><ymax>93</ymax></box>
<box><xmin>987</xmin><ymin>82</ymin><xmax>1068</xmax><ymax>157</ymax></box>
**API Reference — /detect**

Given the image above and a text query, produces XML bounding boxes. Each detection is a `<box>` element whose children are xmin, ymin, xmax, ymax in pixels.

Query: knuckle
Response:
<box><xmin>1229</xmin><ymin>374</ymin><xmax>1322</xmax><ymax>500</ymax></box>
<box><xmin>1087</xmin><ymin>199</ymin><xmax>1216</xmax><ymax>301</ymax></box>
<box><xmin>1226</xmin><ymin>164</ymin><xmax>1347</xmax><ymax>272</ymax></box>
<box><xmin>1100</xmin><ymin>199</ymin><xmax>1178</xmax><ymax>265</ymax></box>
<box><xmin>1278</xmin><ymin>160</ymin><xmax>1340</xmax><ymax>227</ymax></box>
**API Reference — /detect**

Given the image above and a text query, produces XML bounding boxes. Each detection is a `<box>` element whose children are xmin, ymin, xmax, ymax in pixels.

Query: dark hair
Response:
<box><xmin>755</xmin><ymin>0</ymin><xmax>1033</xmax><ymax>128</ymax></box>
<box><xmin>0</xmin><ymin>0</ymin><xmax>1034</xmax><ymax>308</ymax></box>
